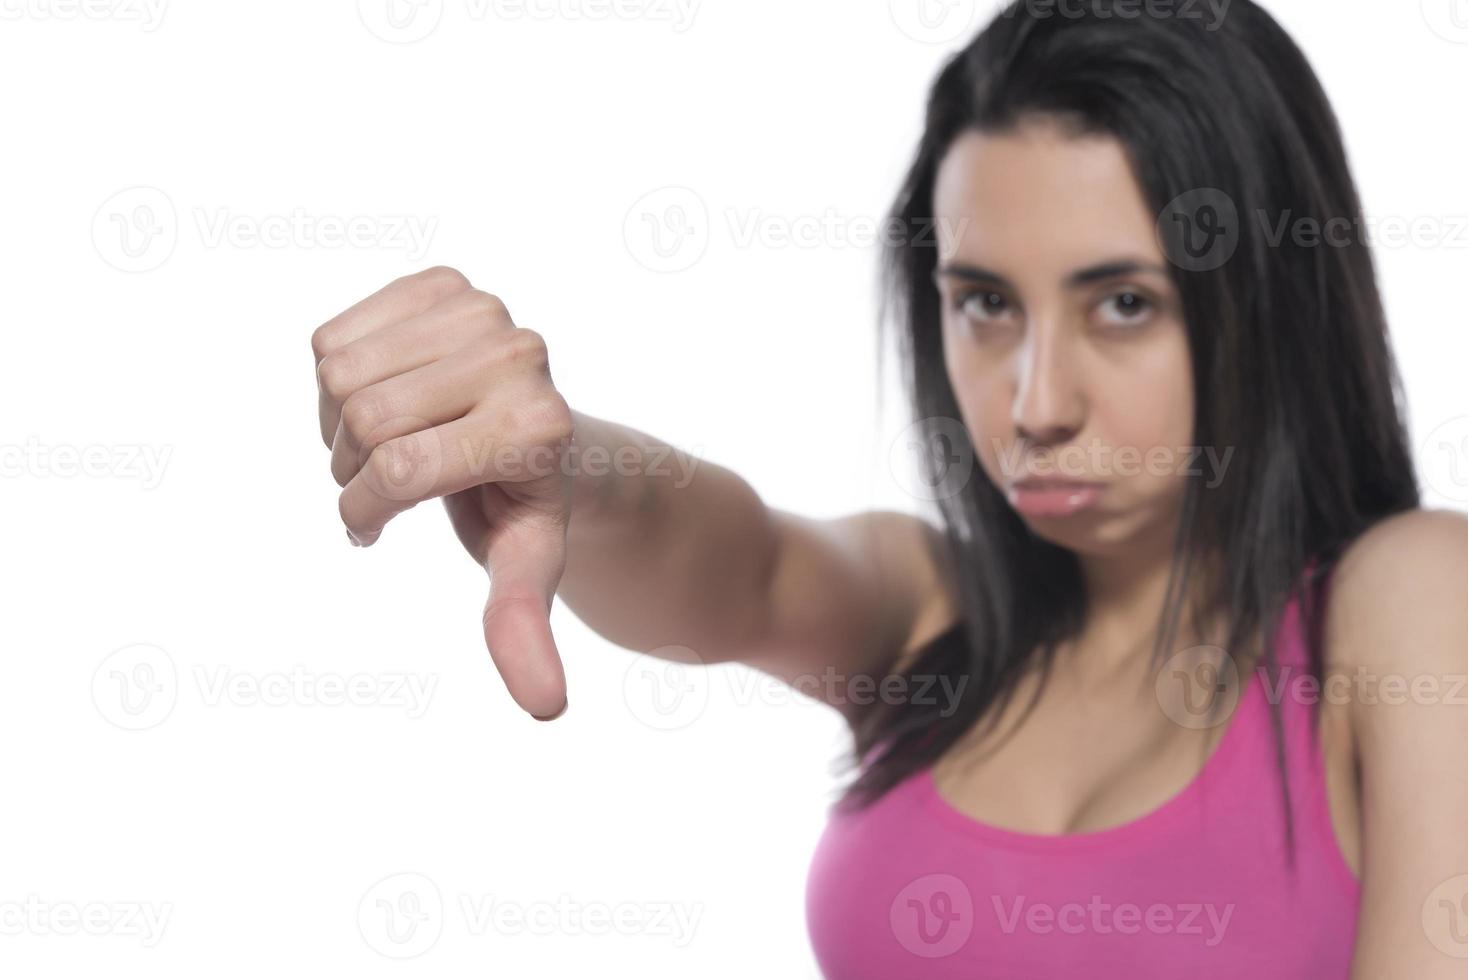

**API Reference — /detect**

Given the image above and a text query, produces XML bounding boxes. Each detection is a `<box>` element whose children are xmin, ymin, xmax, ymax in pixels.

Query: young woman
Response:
<box><xmin>310</xmin><ymin>1</ymin><xmax>1468</xmax><ymax>975</ymax></box>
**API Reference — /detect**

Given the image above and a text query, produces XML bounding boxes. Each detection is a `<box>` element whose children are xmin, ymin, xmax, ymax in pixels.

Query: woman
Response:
<box><xmin>310</xmin><ymin>1</ymin><xmax>1468</xmax><ymax>975</ymax></box>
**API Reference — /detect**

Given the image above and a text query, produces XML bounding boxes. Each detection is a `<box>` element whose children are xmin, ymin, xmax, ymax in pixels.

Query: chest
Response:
<box><xmin>928</xmin><ymin>656</ymin><xmax>1362</xmax><ymax>878</ymax></box>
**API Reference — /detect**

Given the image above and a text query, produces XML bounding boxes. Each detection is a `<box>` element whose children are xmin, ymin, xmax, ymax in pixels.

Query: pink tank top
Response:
<box><xmin>805</xmin><ymin>583</ymin><xmax>1360</xmax><ymax>977</ymax></box>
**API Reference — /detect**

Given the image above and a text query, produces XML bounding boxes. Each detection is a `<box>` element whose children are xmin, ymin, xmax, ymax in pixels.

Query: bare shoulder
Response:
<box><xmin>755</xmin><ymin>508</ymin><xmax>962</xmax><ymax>706</ymax></box>
<box><xmin>879</xmin><ymin>510</ymin><xmax>962</xmax><ymax>678</ymax></box>
<box><xmin>1325</xmin><ymin>506</ymin><xmax>1468</xmax><ymax>677</ymax></box>
<box><xmin>1321</xmin><ymin>512</ymin><xmax>1468</xmax><ymax>973</ymax></box>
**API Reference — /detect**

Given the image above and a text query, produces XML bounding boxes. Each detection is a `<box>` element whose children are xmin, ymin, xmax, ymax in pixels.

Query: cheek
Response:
<box><xmin>1101</xmin><ymin>376</ymin><xmax>1191</xmax><ymax>447</ymax></box>
<box><xmin>1094</xmin><ymin>333</ymin><xmax>1195</xmax><ymax>486</ymax></box>
<box><xmin>943</xmin><ymin>341</ymin><xmax>1015</xmax><ymax>482</ymax></box>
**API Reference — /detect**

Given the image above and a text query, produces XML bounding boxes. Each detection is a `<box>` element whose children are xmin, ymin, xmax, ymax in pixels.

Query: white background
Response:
<box><xmin>2</xmin><ymin>0</ymin><xmax>1466</xmax><ymax>976</ymax></box>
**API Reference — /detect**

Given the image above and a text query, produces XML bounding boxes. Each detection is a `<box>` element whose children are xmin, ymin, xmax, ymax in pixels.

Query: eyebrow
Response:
<box><xmin>932</xmin><ymin>259</ymin><xmax>1171</xmax><ymax>289</ymax></box>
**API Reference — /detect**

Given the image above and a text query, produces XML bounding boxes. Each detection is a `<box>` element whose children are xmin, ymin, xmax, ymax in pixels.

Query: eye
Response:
<box><xmin>1094</xmin><ymin>289</ymin><xmax>1154</xmax><ymax>328</ymax></box>
<box><xmin>954</xmin><ymin>289</ymin><xmax>1014</xmax><ymax>324</ymax></box>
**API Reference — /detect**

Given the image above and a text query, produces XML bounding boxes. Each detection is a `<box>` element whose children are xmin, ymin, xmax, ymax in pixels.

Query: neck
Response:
<box><xmin>1067</xmin><ymin>528</ymin><xmax>1221</xmax><ymax>677</ymax></box>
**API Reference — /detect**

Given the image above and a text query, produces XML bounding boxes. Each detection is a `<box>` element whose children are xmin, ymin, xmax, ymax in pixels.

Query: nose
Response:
<box><xmin>1011</xmin><ymin>319</ymin><xmax>1085</xmax><ymax>448</ymax></box>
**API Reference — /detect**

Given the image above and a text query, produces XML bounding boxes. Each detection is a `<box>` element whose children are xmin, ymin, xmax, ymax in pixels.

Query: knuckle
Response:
<box><xmin>310</xmin><ymin>323</ymin><xmax>338</xmax><ymax>362</ymax></box>
<box><xmin>361</xmin><ymin>432</ymin><xmax>437</xmax><ymax>498</ymax></box>
<box><xmin>332</xmin><ymin>454</ymin><xmax>355</xmax><ymax>489</ymax></box>
<box><xmin>506</xmin><ymin>327</ymin><xmax>549</xmax><ymax>368</ymax></box>
<box><xmin>339</xmin><ymin>389</ymin><xmax>391</xmax><ymax>444</ymax></box>
<box><xmin>484</xmin><ymin>327</ymin><xmax>549</xmax><ymax>377</ymax></box>
<box><xmin>392</xmin><ymin>266</ymin><xmax>472</xmax><ymax>309</ymax></box>
<box><xmin>415</xmin><ymin>265</ymin><xmax>471</xmax><ymax>293</ymax></box>
<box><xmin>461</xmin><ymin>288</ymin><xmax>511</xmax><ymax>326</ymax></box>
<box><xmin>363</xmin><ymin>440</ymin><xmax>402</xmax><ymax>493</ymax></box>
<box><xmin>316</xmin><ymin>351</ymin><xmax>358</xmax><ymax>403</ymax></box>
<box><xmin>510</xmin><ymin>390</ymin><xmax>573</xmax><ymax>442</ymax></box>
<box><xmin>483</xmin><ymin>590</ymin><xmax>550</xmax><ymax>627</ymax></box>
<box><xmin>337</xmin><ymin>492</ymin><xmax>364</xmax><ymax>535</ymax></box>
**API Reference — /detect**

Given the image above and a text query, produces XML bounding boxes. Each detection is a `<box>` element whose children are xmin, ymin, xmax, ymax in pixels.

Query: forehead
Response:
<box><xmin>931</xmin><ymin>121</ymin><xmax>1162</xmax><ymax>272</ymax></box>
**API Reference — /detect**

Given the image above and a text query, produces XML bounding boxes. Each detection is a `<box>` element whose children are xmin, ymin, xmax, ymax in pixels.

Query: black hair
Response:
<box><xmin>842</xmin><ymin>0</ymin><xmax>1420</xmax><ymax>866</ymax></box>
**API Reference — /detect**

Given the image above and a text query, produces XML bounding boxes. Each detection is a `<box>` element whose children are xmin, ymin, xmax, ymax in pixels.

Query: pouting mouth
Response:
<box><xmin>1009</xmin><ymin>478</ymin><xmax>1106</xmax><ymax>490</ymax></box>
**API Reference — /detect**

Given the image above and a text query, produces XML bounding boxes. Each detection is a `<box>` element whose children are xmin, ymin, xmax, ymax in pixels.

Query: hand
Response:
<box><xmin>311</xmin><ymin>266</ymin><xmax>574</xmax><ymax>721</ymax></box>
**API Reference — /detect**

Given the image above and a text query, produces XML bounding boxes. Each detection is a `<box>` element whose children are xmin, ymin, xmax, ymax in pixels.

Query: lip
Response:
<box><xmin>1006</xmin><ymin>479</ymin><xmax>1105</xmax><ymax>517</ymax></box>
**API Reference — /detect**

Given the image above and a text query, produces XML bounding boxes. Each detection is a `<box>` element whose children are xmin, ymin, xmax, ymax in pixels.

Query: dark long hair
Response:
<box><xmin>841</xmin><ymin>0</ymin><xmax>1420</xmax><ymax>861</ymax></box>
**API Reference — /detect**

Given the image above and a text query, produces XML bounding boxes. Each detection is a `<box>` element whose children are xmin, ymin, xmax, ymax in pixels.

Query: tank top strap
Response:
<box><xmin>1196</xmin><ymin>567</ymin><xmax>1325</xmax><ymax>805</ymax></box>
<box><xmin>1227</xmin><ymin>562</ymin><xmax>1340</xmax><ymax>843</ymax></box>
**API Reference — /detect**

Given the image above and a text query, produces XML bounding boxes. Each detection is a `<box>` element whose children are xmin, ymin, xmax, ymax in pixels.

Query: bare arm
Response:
<box><xmin>559</xmin><ymin>410</ymin><xmax>961</xmax><ymax>723</ymax></box>
<box><xmin>310</xmin><ymin>266</ymin><xmax>959</xmax><ymax>723</ymax></box>
<box><xmin>1336</xmin><ymin>509</ymin><xmax>1468</xmax><ymax>978</ymax></box>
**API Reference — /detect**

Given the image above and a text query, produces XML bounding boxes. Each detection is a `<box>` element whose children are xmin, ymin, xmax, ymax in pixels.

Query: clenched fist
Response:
<box><xmin>311</xmin><ymin>266</ymin><xmax>574</xmax><ymax>721</ymax></box>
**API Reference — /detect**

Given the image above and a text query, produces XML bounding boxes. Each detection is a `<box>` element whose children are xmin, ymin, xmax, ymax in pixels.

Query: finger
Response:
<box><xmin>338</xmin><ymin>396</ymin><xmax>565</xmax><ymax>546</ymax></box>
<box><xmin>480</xmin><ymin>513</ymin><xmax>570</xmax><ymax>720</ymax></box>
<box><xmin>443</xmin><ymin>484</ymin><xmax>493</xmax><ymax>567</ymax></box>
<box><xmin>310</xmin><ymin>265</ymin><xmax>471</xmax><ymax>367</ymax></box>
<box><xmin>316</xmin><ymin>287</ymin><xmax>511</xmax><ymax>448</ymax></box>
<box><xmin>329</xmin><ymin>348</ymin><xmax>498</xmax><ymax>487</ymax></box>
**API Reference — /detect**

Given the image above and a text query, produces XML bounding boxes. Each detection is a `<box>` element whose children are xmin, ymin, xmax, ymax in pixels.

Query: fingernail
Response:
<box><xmin>531</xmin><ymin>699</ymin><xmax>567</xmax><ymax>722</ymax></box>
<box><xmin>346</xmin><ymin>528</ymin><xmax>362</xmax><ymax>547</ymax></box>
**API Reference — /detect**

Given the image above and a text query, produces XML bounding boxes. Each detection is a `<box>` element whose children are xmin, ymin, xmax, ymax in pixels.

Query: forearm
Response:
<box><xmin>558</xmin><ymin>409</ymin><xmax>779</xmax><ymax>663</ymax></box>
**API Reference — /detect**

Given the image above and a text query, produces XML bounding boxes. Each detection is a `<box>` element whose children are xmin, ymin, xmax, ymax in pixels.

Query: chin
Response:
<box><xmin>1018</xmin><ymin>504</ymin><xmax>1156</xmax><ymax>556</ymax></box>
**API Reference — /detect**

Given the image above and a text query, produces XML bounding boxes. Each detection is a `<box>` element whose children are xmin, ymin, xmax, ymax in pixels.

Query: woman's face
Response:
<box><xmin>931</xmin><ymin>119</ymin><xmax>1197</xmax><ymax>554</ymax></box>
